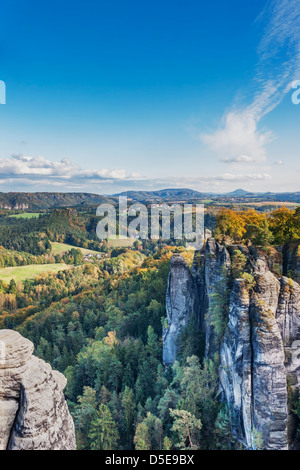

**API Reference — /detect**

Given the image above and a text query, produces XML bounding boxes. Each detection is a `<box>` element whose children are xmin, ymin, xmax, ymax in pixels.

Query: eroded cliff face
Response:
<box><xmin>163</xmin><ymin>239</ymin><xmax>231</xmax><ymax>364</ymax></box>
<box><xmin>0</xmin><ymin>329</ymin><xmax>76</xmax><ymax>450</ymax></box>
<box><xmin>204</xmin><ymin>239</ymin><xmax>231</xmax><ymax>357</ymax></box>
<box><xmin>163</xmin><ymin>254</ymin><xmax>198</xmax><ymax>365</ymax></box>
<box><xmin>163</xmin><ymin>240</ymin><xmax>231</xmax><ymax>365</ymax></box>
<box><xmin>283</xmin><ymin>241</ymin><xmax>300</xmax><ymax>282</ymax></box>
<box><xmin>163</xmin><ymin>239</ymin><xmax>300</xmax><ymax>450</ymax></box>
<box><xmin>220</xmin><ymin>272</ymin><xmax>289</xmax><ymax>450</ymax></box>
<box><xmin>276</xmin><ymin>277</ymin><xmax>300</xmax><ymax>447</ymax></box>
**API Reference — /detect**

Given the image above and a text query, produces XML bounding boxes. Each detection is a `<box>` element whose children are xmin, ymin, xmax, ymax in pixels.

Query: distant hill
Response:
<box><xmin>226</xmin><ymin>189</ymin><xmax>254</xmax><ymax>197</ymax></box>
<box><xmin>0</xmin><ymin>189</ymin><xmax>299</xmax><ymax>211</ymax></box>
<box><xmin>115</xmin><ymin>188</ymin><xmax>300</xmax><ymax>203</ymax></box>
<box><xmin>114</xmin><ymin>188</ymin><xmax>208</xmax><ymax>201</ymax></box>
<box><xmin>224</xmin><ymin>190</ymin><xmax>300</xmax><ymax>202</ymax></box>
<box><xmin>0</xmin><ymin>192</ymin><xmax>113</xmax><ymax>210</ymax></box>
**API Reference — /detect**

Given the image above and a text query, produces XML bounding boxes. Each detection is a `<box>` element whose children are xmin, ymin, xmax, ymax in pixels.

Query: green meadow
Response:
<box><xmin>50</xmin><ymin>242</ymin><xmax>101</xmax><ymax>256</ymax></box>
<box><xmin>0</xmin><ymin>263</ymin><xmax>74</xmax><ymax>282</ymax></box>
<box><xmin>8</xmin><ymin>213</ymin><xmax>43</xmax><ymax>219</ymax></box>
<box><xmin>108</xmin><ymin>236</ymin><xmax>135</xmax><ymax>247</ymax></box>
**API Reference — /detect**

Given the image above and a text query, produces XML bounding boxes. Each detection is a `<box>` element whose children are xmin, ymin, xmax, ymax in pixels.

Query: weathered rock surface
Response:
<box><xmin>250</xmin><ymin>272</ymin><xmax>288</xmax><ymax>450</ymax></box>
<box><xmin>163</xmin><ymin>254</ymin><xmax>198</xmax><ymax>365</ymax></box>
<box><xmin>283</xmin><ymin>241</ymin><xmax>300</xmax><ymax>282</ymax></box>
<box><xmin>163</xmin><ymin>240</ymin><xmax>231</xmax><ymax>365</ymax></box>
<box><xmin>0</xmin><ymin>329</ymin><xmax>76</xmax><ymax>450</ymax></box>
<box><xmin>204</xmin><ymin>239</ymin><xmax>231</xmax><ymax>357</ymax></box>
<box><xmin>276</xmin><ymin>277</ymin><xmax>300</xmax><ymax>447</ymax></box>
<box><xmin>164</xmin><ymin>238</ymin><xmax>300</xmax><ymax>450</ymax></box>
<box><xmin>220</xmin><ymin>268</ymin><xmax>300</xmax><ymax>450</ymax></box>
<box><xmin>219</xmin><ymin>279</ymin><xmax>253</xmax><ymax>447</ymax></box>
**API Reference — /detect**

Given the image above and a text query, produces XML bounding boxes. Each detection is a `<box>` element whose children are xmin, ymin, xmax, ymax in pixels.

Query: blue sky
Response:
<box><xmin>0</xmin><ymin>0</ymin><xmax>299</xmax><ymax>194</ymax></box>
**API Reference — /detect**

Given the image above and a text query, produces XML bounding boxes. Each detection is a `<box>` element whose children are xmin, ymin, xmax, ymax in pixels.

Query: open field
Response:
<box><xmin>0</xmin><ymin>263</ymin><xmax>74</xmax><ymax>282</ymax></box>
<box><xmin>108</xmin><ymin>236</ymin><xmax>136</xmax><ymax>247</ymax></box>
<box><xmin>8</xmin><ymin>213</ymin><xmax>44</xmax><ymax>219</ymax></box>
<box><xmin>51</xmin><ymin>242</ymin><xmax>101</xmax><ymax>256</ymax></box>
<box><xmin>213</xmin><ymin>201</ymin><xmax>300</xmax><ymax>208</ymax></box>
<box><xmin>239</xmin><ymin>201</ymin><xmax>300</xmax><ymax>207</ymax></box>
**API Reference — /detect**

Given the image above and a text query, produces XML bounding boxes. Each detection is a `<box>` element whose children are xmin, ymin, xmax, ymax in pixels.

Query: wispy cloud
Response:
<box><xmin>200</xmin><ymin>0</ymin><xmax>300</xmax><ymax>164</ymax></box>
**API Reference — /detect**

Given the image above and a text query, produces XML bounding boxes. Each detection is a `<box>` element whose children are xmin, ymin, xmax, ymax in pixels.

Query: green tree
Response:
<box><xmin>213</xmin><ymin>405</ymin><xmax>233</xmax><ymax>450</ymax></box>
<box><xmin>74</xmin><ymin>386</ymin><xmax>98</xmax><ymax>450</ymax></box>
<box><xmin>231</xmin><ymin>250</ymin><xmax>247</xmax><ymax>280</ymax></box>
<box><xmin>163</xmin><ymin>436</ymin><xmax>173</xmax><ymax>450</ymax></box>
<box><xmin>121</xmin><ymin>386</ymin><xmax>135</xmax><ymax>444</ymax></box>
<box><xmin>134</xmin><ymin>412</ymin><xmax>163</xmax><ymax>450</ymax></box>
<box><xmin>8</xmin><ymin>278</ymin><xmax>17</xmax><ymax>294</ymax></box>
<box><xmin>146</xmin><ymin>325</ymin><xmax>161</xmax><ymax>358</ymax></box>
<box><xmin>175</xmin><ymin>356</ymin><xmax>219</xmax><ymax>448</ymax></box>
<box><xmin>134</xmin><ymin>422</ymin><xmax>151</xmax><ymax>450</ymax></box>
<box><xmin>170</xmin><ymin>409</ymin><xmax>202</xmax><ymax>450</ymax></box>
<box><xmin>176</xmin><ymin>315</ymin><xmax>205</xmax><ymax>362</ymax></box>
<box><xmin>89</xmin><ymin>404</ymin><xmax>120</xmax><ymax>450</ymax></box>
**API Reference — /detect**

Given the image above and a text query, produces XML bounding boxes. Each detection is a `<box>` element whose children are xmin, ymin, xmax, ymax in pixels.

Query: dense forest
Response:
<box><xmin>0</xmin><ymin>203</ymin><xmax>299</xmax><ymax>449</ymax></box>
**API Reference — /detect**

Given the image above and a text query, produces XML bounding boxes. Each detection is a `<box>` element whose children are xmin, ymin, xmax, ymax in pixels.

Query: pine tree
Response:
<box><xmin>170</xmin><ymin>409</ymin><xmax>202</xmax><ymax>450</ymax></box>
<box><xmin>121</xmin><ymin>386</ymin><xmax>135</xmax><ymax>443</ymax></box>
<box><xmin>134</xmin><ymin>422</ymin><xmax>151</xmax><ymax>450</ymax></box>
<box><xmin>89</xmin><ymin>404</ymin><xmax>119</xmax><ymax>450</ymax></box>
<box><xmin>74</xmin><ymin>386</ymin><xmax>98</xmax><ymax>450</ymax></box>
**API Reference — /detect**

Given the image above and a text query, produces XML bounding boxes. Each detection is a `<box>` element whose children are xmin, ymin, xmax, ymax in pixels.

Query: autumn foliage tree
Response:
<box><xmin>216</xmin><ymin>207</ymin><xmax>299</xmax><ymax>245</ymax></box>
<box><xmin>216</xmin><ymin>209</ymin><xmax>246</xmax><ymax>241</ymax></box>
<box><xmin>269</xmin><ymin>207</ymin><xmax>300</xmax><ymax>244</ymax></box>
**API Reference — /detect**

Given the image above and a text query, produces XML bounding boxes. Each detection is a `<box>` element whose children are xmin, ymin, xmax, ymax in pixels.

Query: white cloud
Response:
<box><xmin>221</xmin><ymin>154</ymin><xmax>255</xmax><ymax>164</ymax></box>
<box><xmin>0</xmin><ymin>154</ymin><xmax>139</xmax><ymax>182</ymax></box>
<box><xmin>201</xmin><ymin>111</ymin><xmax>272</xmax><ymax>163</ymax></box>
<box><xmin>200</xmin><ymin>0</ymin><xmax>300</xmax><ymax>165</ymax></box>
<box><xmin>153</xmin><ymin>173</ymin><xmax>272</xmax><ymax>186</ymax></box>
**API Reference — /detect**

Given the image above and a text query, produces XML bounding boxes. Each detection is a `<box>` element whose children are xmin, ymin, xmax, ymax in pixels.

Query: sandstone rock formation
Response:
<box><xmin>163</xmin><ymin>254</ymin><xmax>198</xmax><ymax>365</ymax></box>
<box><xmin>283</xmin><ymin>241</ymin><xmax>300</xmax><ymax>282</ymax></box>
<box><xmin>220</xmin><ymin>273</ymin><xmax>289</xmax><ymax>450</ymax></box>
<box><xmin>163</xmin><ymin>239</ymin><xmax>230</xmax><ymax>364</ymax></box>
<box><xmin>163</xmin><ymin>238</ymin><xmax>300</xmax><ymax>450</ymax></box>
<box><xmin>0</xmin><ymin>329</ymin><xmax>76</xmax><ymax>450</ymax></box>
<box><xmin>203</xmin><ymin>238</ymin><xmax>231</xmax><ymax>357</ymax></box>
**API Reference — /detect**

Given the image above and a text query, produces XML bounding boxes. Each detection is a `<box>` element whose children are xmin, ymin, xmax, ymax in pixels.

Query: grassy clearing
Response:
<box><xmin>51</xmin><ymin>242</ymin><xmax>100</xmax><ymax>256</ymax></box>
<box><xmin>8</xmin><ymin>213</ymin><xmax>44</xmax><ymax>219</ymax></box>
<box><xmin>214</xmin><ymin>201</ymin><xmax>300</xmax><ymax>208</ymax></box>
<box><xmin>108</xmin><ymin>236</ymin><xmax>135</xmax><ymax>247</ymax></box>
<box><xmin>240</xmin><ymin>201</ymin><xmax>300</xmax><ymax>207</ymax></box>
<box><xmin>0</xmin><ymin>263</ymin><xmax>74</xmax><ymax>282</ymax></box>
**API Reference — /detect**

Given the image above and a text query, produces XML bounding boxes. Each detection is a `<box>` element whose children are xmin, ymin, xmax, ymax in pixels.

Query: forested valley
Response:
<box><xmin>0</xmin><ymin>203</ymin><xmax>300</xmax><ymax>450</ymax></box>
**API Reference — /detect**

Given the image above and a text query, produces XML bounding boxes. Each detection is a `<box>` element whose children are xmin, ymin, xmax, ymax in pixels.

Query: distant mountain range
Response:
<box><xmin>114</xmin><ymin>188</ymin><xmax>300</xmax><ymax>203</ymax></box>
<box><xmin>0</xmin><ymin>189</ymin><xmax>299</xmax><ymax>210</ymax></box>
<box><xmin>114</xmin><ymin>188</ymin><xmax>208</xmax><ymax>201</ymax></box>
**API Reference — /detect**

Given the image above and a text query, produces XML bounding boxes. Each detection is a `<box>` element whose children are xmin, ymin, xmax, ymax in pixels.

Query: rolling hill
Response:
<box><xmin>0</xmin><ymin>192</ymin><xmax>114</xmax><ymax>211</ymax></box>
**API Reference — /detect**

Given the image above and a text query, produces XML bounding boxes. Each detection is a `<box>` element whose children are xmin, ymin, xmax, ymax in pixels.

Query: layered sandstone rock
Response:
<box><xmin>163</xmin><ymin>238</ymin><xmax>300</xmax><ymax>450</ymax></box>
<box><xmin>0</xmin><ymin>329</ymin><xmax>76</xmax><ymax>450</ymax></box>
<box><xmin>203</xmin><ymin>239</ymin><xmax>231</xmax><ymax>357</ymax></box>
<box><xmin>220</xmin><ymin>272</ymin><xmax>289</xmax><ymax>450</ymax></box>
<box><xmin>219</xmin><ymin>268</ymin><xmax>299</xmax><ymax>449</ymax></box>
<box><xmin>163</xmin><ymin>254</ymin><xmax>197</xmax><ymax>365</ymax></box>
<box><xmin>163</xmin><ymin>240</ymin><xmax>231</xmax><ymax>365</ymax></box>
